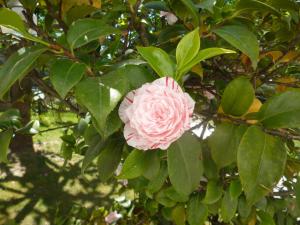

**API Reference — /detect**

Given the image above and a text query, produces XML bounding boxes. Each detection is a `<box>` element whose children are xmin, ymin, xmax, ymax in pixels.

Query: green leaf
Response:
<box><xmin>221</xmin><ymin>77</ymin><xmax>254</xmax><ymax>116</ymax></box>
<box><xmin>164</xmin><ymin>186</ymin><xmax>189</xmax><ymax>202</ymax></box>
<box><xmin>144</xmin><ymin>1</ymin><xmax>169</xmax><ymax>11</ymax></box>
<box><xmin>230</xmin><ymin>180</ymin><xmax>242</xmax><ymax>199</ymax></box>
<box><xmin>50</xmin><ymin>58</ymin><xmax>86</xmax><ymax>98</ymax></box>
<box><xmin>208</xmin><ymin>123</ymin><xmax>247</xmax><ymax>168</ymax></box>
<box><xmin>0</xmin><ymin>46</ymin><xmax>47</xmax><ymax>99</ymax></box>
<box><xmin>257</xmin><ymin>211</ymin><xmax>276</xmax><ymax>225</ymax></box>
<box><xmin>143</xmin><ymin>151</ymin><xmax>160</xmax><ymax>180</ymax></box>
<box><xmin>137</xmin><ymin>46</ymin><xmax>176</xmax><ymax>78</ymax></box>
<box><xmin>213</xmin><ymin>25</ymin><xmax>259</xmax><ymax>69</ymax></box>
<box><xmin>67</xmin><ymin>18</ymin><xmax>120</xmax><ymax>50</ymax></box>
<box><xmin>236</xmin><ymin>0</ymin><xmax>281</xmax><ymax>17</ymax></box>
<box><xmin>237</xmin><ymin>126</ymin><xmax>287</xmax><ymax>205</ymax></box>
<box><xmin>97</xmin><ymin>137</ymin><xmax>124</xmax><ymax>181</ymax></box>
<box><xmin>0</xmin><ymin>129</ymin><xmax>13</xmax><ymax>163</ymax></box>
<box><xmin>81</xmin><ymin>137</ymin><xmax>104</xmax><ymax>174</ymax></box>
<box><xmin>0</xmin><ymin>8</ymin><xmax>49</xmax><ymax>45</ymax></box>
<box><xmin>75</xmin><ymin>75</ymin><xmax>129</xmax><ymax>137</ymax></box>
<box><xmin>176</xmin><ymin>28</ymin><xmax>200</xmax><ymax>71</ymax></box>
<box><xmin>147</xmin><ymin>162</ymin><xmax>168</xmax><ymax>193</ymax></box>
<box><xmin>177</xmin><ymin>48</ymin><xmax>236</xmax><ymax>77</ymax></box>
<box><xmin>294</xmin><ymin>176</ymin><xmax>300</xmax><ymax>210</ymax></box>
<box><xmin>115</xmin><ymin>64</ymin><xmax>155</xmax><ymax>89</ymax></box>
<box><xmin>196</xmin><ymin>0</ymin><xmax>216</xmax><ymax>13</ymax></box>
<box><xmin>221</xmin><ymin>188</ymin><xmax>238</xmax><ymax>222</ymax></box>
<box><xmin>187</xmin><ymin>194</ymin><xmax>208</xmax><ymax>225</ymax></box>
<box><xmin>168</xmin><ymin>132</ymin><xmax>203</xmax><ymax>195</ymax></box>
<box><xmin>258</xmin><ymin>91</ymin><xmax>300</xmax><ymax>129</ymax></box>
<box><xmin>179</xmin><ymin>0</ymin><xmax>199</xmax><ymax>26</ymax></box>
<box><xmin>171</xmin><ymin>205</ymin><xmax>186</xmax><ymax>225</ymax></box>
<box><xmin>155</xmin><ymin>189</ymin><xmax>176</xmax><ymax>207</ymax></box>
<box><xmin>202</xmin><ymin>181</ymin><xmax>223</xmax><ymax>204</ymax></box>
<box><xmin>118</xmin><ymin>150</ymin><xmax>158</xmax><ymax>179</ymax></box>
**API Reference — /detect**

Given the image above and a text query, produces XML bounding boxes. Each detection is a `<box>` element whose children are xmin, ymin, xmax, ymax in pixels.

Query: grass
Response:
<box><xmin>0</xmin><ymin>112</ymin><xmax>116</xmax><ymax>225</ymax></box>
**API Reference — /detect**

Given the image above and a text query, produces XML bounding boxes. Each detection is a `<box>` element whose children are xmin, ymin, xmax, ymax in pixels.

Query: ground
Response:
<box><xmin>0</xmin><ymin>112</ymin><xmax>115</xmax><ymax>225</ymax></box>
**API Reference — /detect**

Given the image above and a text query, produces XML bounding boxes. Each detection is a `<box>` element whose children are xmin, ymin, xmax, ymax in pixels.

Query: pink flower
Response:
<box><xmin>105</xmin><ymin>211</ymin><xmax>122</xmax><ymax>224</ymax></box>
<box><xmin>118</xmin><ymin>77</ymin><xmax>195</xmax><ymax>150</ymax></box>
<box><xmin>160</xmin><ymin>11</ymin><xmax>178</xmax><ymax>25</ymax></box>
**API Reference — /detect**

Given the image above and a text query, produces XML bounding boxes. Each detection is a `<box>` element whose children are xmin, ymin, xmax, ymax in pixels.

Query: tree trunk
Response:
<box><xmin>9</xmin><ymin>76</ymin><xmax>34</xmax><ymax>152</ymax></box>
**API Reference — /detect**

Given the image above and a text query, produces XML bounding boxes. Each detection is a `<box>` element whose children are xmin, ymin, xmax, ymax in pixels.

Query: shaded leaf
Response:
<box><xmin>168</xmin><ymin>132</ymin><xmax>203</xmax><ymax>195</ymax></box>
<box><xmin>187</xmin><ymin>194</ymin><xmax>208</xmax><ymax>225</ymax></box>
<box><xmin>0</xmin><ymin>129</ymin><xmax>13</xmax><ymax>163</ymax></box>
<box><xmin>97</xmin><ymin>137</ymin><xmax>124</xmax><ymax>181</ymax></box>
<box><xmin>202</xmin><ymin>181</ymin><xmax>223</xmax><ymax>204</ymax></box>
<box><xmin>237</xmin><ymin>126</ymin><xmax>287</xmax><ymax>205</ymax></box>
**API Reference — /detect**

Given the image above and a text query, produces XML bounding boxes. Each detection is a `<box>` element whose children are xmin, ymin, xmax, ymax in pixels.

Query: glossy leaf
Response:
<box><xmin>221</xmin><ymin>77</ymin><xmax>255</xmax><ymax>116</ymax></box>
<box><xmin>97</xmin><ymin>137</ymin><xmax>124</xmax><ymax>181</ymax></box>
<box><xmin>237</xmin><ymin>126</ymin><xmax>287</xmax><ymax>205</ymax></box>
<box><xmin>114</xmin><ymin>64</ymin><xmax>155</xmax><ymax>89</ymax></box>
<box><xmin>213</xmin><ymin>25</ymin><xmax>259</xmax><ymax>69</ymax></box>
<box><xmin>75</xmin><ymin>75</ymin><xmax>129</xmax><ymax>137</ymax></box>
<box><xmin>168</xmin><ymin>132</ymin><xmax>203</xmax><ymax>195</ymax></box>
<box><xmin>208</xmin><ymin>123</ymin><xmax>246</xmax><ymax>168</ymax></box>
<box><xmin>258</xmin><ymin>91</ymin><xmax>300</xmax><ymax>128</ymax></box>
<box><xmin>137</xmin><ymin>46</ymin><xmax>176</xmax><ymax>78</ymax></box>
<box><xmin>178</xmin><ymin>48</ymin><xmax>235</xmax><ymax>77</ymax></box>
<box><xmin>118</xmin><ymin>150</ymin><xmax>158</xmax><ymax>179</ymax></box>
<box><xmin>0</xmin><ymin>129</ymin><xmax>13</xmax><ymax>163</ymax></box>
<box><xmin>0</xmin><ymin>47</ymin><xmax>47</xmax><ymax>99</ymax></box>
<box><xmin>176</xmin><ymin>28</ymin><xmax>200</xmax><ymax>71</ymax></box>
<box><xmin>67</xmin><ymin>18</ymin><xmax>120</xmax><ymax>49</ymax></box>
<box><xmin>187</xmin><ymin>194</ymin><xmax>208</xmax><ymax>225</ymax></box>
<box><xmin>50</xmin><ymin>58</ymin><xmax>86</xmax><ymax>98</ymax></box>
<box><xmin>0</xmin><ymin>8</ymin><xmax>48</xmax><ymax>45</ymax></box>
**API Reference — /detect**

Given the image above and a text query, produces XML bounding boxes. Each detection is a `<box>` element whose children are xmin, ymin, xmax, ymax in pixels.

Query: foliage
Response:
<box><xmin>1</xmin><ymin>0</ymin><xmax>300</xmax><ymax>224</ymax></box>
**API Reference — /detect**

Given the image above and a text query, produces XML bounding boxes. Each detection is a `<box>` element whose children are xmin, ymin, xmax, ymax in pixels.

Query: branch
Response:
<box><xmin>31</xmin><ymin>71</ymin><xmax>80</xmax><ymax>114</ymax></box>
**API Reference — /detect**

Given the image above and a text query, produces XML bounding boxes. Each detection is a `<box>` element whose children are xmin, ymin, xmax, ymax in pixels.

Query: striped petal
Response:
<box><xmin>118</xmin><ymin>91</ymin><xmax>135</xmax><ymax>123</ymax></box>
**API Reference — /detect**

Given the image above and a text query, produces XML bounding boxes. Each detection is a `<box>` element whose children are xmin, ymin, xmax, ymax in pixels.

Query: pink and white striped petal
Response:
<box><xmin>152</xmin><ymin>77</ymin><xmax>182</xmax><ymax>92</ymax></box>
<box><xmin>118</xmin><ymin>91</ymin><xmax>135</xmax><ymax>123</ymax></box>
<box><xmin>124</xmin><ymin>124</ymin><xmax>150</xmax><ymax>150</ymax></box>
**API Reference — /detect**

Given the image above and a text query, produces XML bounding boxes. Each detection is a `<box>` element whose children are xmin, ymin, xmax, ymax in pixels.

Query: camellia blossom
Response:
<box><xmin>118</xmin><ymin>77</ymin><xmax>195</xmax><ymax>150</ymax></box>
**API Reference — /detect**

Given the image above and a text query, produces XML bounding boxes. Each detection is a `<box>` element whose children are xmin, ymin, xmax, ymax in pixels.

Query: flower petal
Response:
<box><xmin>118</xmin><ymin>91</ymin><xmax>135</xmax><ymax>123</ymax></box>
<box><xmin>152</xmin><ymin>77</ymin><xmax>182</xmax><ymax>92</ymax></box>
<box><xmin>124</xmin><ymin>124</ymin><xmax>150</xmax><ymax>150</ymax></box>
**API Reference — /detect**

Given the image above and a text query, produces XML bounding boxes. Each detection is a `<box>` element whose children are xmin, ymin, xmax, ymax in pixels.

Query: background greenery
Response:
<box><xmin>1</xmin><ymin>0</ymin><xmax>300</xmax><ymax>224</ymax></box>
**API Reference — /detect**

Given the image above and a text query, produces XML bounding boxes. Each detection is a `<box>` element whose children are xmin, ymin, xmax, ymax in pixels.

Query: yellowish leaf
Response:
<box><xmin>260</xmin><ymin>51</ymin><xmax>283</xmax><ymax>63</ymax></box>
<box><xmin>280</xmin><ymin>51</ymin><xmax>299</xmax><ymax>63</ymax></box>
